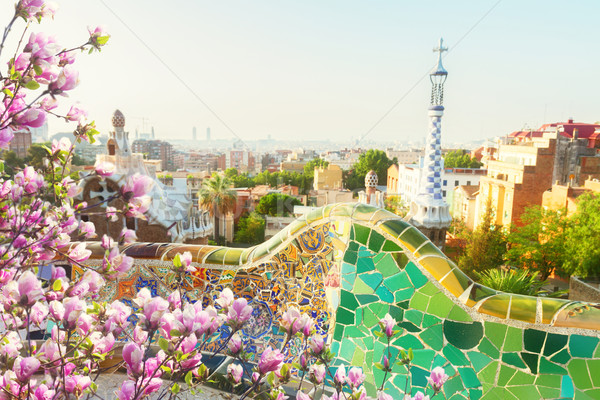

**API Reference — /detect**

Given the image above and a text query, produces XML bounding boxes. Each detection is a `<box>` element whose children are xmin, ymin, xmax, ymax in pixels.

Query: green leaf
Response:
<box><xmin>171</xmin><ymin>383</ymin><xmax>180</xmax><ymax>394</ymax></box>
<box><xmin>185</xmin><ymin>370</ymin><xmax>193</xmax><ymax>386</ymax></box>
<box><xmin>292</xmin><ymin>362</ymin><xmax>303</xmax><ymax>370</ymax></box>
<box><xmin>158</xmin><ymin>338</ymin><xmax>169</xmax><ymax>352</ymax></box>
<box><xmin>52</xmin><ymin>279</ymin><xmax>62</xmax><ymax>291</ymax></box>
<box><xmin>90</xmin><ymin>382</ymin><xmax>97</xmax><ymax>392</ymax></box>
<box><xmin>373</xmin><ymin>330</ymin><xmax>384</xmax><ymax>338</ymax></box>
<box><xmin>266</xmin><ymin>371</ymin><xmax>275</xmax><ymax>387</ymax></box>
<box><xmin>33</xmin><ymin>64</ymin><xmax>43</xmax><ymax>76</ymax></box>
<box><xmin>160</xmin><ymin>365</ymin><xmax>172</xmax><ymax>374</ymax></box>
<box><xmin>408</xmin><ymin>348</ymin><xmax>414</xmax><ymax>361</ymax></box>
<box><xmin>375</xmin><ymin>362</ymin><xmax>384</xmax><ymax>370</ymax></box>
<box><xmin>24</xmin><ymin>80</ymin><xmax>40</xmax><ymax>90</ymax></box>
<box><xmin>0</xmin><ymin>161</ymin><xmax>4</xmax><ymax>174</ymax></box>
<box><xmin>170</xmin><ymin>329</ymin><xmax>181</xmax><ymax>337</ymax></box>
<box><xmin>173</xmin><ymin>254</ymin><xmax>182</xmax><ymax>268</ymax></box>
<box><xmin>2</xmin><ymin>88</ymin><xmax>13</xmax><ymax>98</ymax></box>
<box><xmin>96</xmin><ymin>35</ymin><xmax>110</xmax><ymax>45</ymax></box>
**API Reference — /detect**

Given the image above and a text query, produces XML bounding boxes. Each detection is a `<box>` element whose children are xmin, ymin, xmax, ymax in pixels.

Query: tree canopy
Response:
<box><xmin>344</xmin><ymin>149</ymin><xmax>396</xmax><ymax>190</ymax></box>
<box><xmin>303</xmin><ymin>158</ymin><xmax>329</xmax><ymax>179</ymax></box>
<box><xmin>562</xmin><ymin>193</ymin><xmax>600</xmax><ymax>278</ymax></box>
<box><xmin>444</xmin><ymin>150</ymin><xmax>482</xmax><ymax>169</ymax></box>
<box><xmin>234</xmin><ymin>211</ymin><xmax>265</xmax><ymax>244</ymax></box>
<box><xmin>197</xmin><ymin>174</ymin><xmax>237</xmax><ymax>240</ymax></box>
<box><xmin>256</xmin><ymin>193</ymin><xmax>302</xmax><ymax>216</ymax></box>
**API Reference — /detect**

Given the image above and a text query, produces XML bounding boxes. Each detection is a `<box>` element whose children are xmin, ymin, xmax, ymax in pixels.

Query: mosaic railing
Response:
<box><xmin>75</xmin><ymin>202</ymin><xmax>600</xmax><ymax>399</ymax></box>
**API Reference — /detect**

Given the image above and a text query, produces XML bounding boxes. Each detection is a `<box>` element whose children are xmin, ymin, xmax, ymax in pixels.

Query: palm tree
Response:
<box><xmin>198</xmin><ymin>174</ymin><xmax>237</xmax><ymax>244</ymax></box>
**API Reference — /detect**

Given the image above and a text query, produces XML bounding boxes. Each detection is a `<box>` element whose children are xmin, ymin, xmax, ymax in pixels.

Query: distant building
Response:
<box><xmin>386</xmin><ymin>148</ymin><xmax>424</xmax><ymax>165</ymax></box>
<box><xmin>132</xmin><ymin>139</ymin><xmax>174</xmax><ymax>171</ymax></box>
<box><xmin>451</xmin><ymin>185</ymin><xmax>479</xmax><ymax>230</ymax></box>
<box><xmin>9</xmin><ymin>130</ymin><xmax>32</xmax><ymax>159</ymax></box>
<box><xmin>358</xmin><ymin>170</ymin><xmax>385</xmax><ymax>208</ymax></box>
<box><xmin>81</xmin><ymin>109</ymin><xmax>212</xmax><ymax>244</ymax></box>
<box><xmin>542</xmin><ymin>178</ymin><xmax>600</xmax><ymax>216</ymax></box>
<box><xmin>280</xmin><ymin>160</ymin><xmax>306</xmax><ymax>174</ymax></box>
<box><xmin>313</xmin><ymin>164</ymin><xmax>343</xmax><ymax>190</ymax></box>
<box><xmin>218</xmin><ymin>150</ymin><xmax>256</xmax><ymax>173</ymax></box>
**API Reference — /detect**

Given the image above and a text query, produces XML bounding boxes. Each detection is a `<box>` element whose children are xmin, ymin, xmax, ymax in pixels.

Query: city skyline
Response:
<box><xmin>4</xmin><ymin>0</ymin><xmax>599</xmax><ymax>145</ymax></box>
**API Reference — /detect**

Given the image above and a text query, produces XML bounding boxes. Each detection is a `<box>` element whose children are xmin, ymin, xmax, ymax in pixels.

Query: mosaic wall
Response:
<box><xmin>76</xmin><ymin>203</ymin><xmax>600</xmax><ymax>399</ymax></box>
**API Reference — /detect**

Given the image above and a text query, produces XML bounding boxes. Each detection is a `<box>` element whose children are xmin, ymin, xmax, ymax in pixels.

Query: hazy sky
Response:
<box><xmin>3</xmin><ymin>0</ymin><xmax>599</xmax><ymax>145</ymax></box>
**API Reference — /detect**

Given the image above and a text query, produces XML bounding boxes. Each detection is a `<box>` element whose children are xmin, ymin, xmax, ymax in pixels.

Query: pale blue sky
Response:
<box><xmin>3</xmin><ymin>0</ymin><xmax>599</xmax><ymax>145</ymax></box>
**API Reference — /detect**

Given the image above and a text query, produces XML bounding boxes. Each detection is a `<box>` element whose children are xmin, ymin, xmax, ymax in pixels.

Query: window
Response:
<box><xmin>443</xmin><ymin>180</ymin><xmax>447</xmax><ymax>186</ymax></box>
<box><xmin>454</xmin><ymin>180</ymin><xmax>459</xmax><ymax>186</ymax></box>
<box><xmin>466</xmin><ymin>181</ymin><xmax>471</xmax><ymax>186</ymax></box>
<box><xmin>442</xmin><ymin>190</ymin><xmax>446</xmax><ymax>197</ymax></box>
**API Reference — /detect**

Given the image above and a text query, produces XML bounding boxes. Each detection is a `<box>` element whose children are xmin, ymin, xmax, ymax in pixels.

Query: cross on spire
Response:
<box><xmin>433</xmin><ymin>38</ymin><xmax>448</xmax><ymax>56</ymax></box>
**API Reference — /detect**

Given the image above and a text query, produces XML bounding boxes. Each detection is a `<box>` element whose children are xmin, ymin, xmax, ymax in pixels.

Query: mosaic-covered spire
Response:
<box><xmin>407</xmin><ymin>39</ymin><xmax>451</xmax><ymax>248</ymax></box>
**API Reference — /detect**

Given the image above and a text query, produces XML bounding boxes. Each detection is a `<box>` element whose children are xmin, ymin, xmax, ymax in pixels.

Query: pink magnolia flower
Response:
<box><xmin>40</xmin><ymin>96</ymin><xmax>58</xmax><ymax>111</ymax></box>
<box><xmin>179</xmin><ymin>251</ymin><xmax>194</xmax><ymax>272</ymax></box>
<box><xmin>323</xmin><ymin>392</ymin><xmax>342</xmax><ymax>400</ymax></box>
<box><xmin>216</xmin><ymin>287</ymin><xmax>234</xmax><ymax>310</ymax></box>
<box><xmin>123</xmin><ymin>342</ymin><xmax>144</xmax><ymax>376</ymax></box>
<box><xmin>14</xmin><ymin>107</ymin><xmax>46</xmax><ymax>128</ymax></box>
<box><xmin>59</xmin><ymin>50</ymin><xmax>76</xmax><ymax>65</ymax></box>
<box><xmin>120</xmin><ymin>228</ymin><xmax>137</xmax><ymax>245</ymax></box>
<box><xmin>68</xmin><ymin>242</ymin><xmax>91</xmax><ymax>263</ymax></box>
<box><xmin>379</xmin><ymin>313</ymin><xmax>396</xmax><ymax>338</ymax></box>
<box><xmin>227</xmin><ymin>333</ymin><xmax>242</xmax><ymax>355</ymax></box>
<box><xmin>34</xmin><ymin>384</ymin><xmax>56</xmax><ymax>400</ymax></box>
<box><xmin>0</xmin><ymin>127</ymin><xmax>14</xmax><ymax>149</ymax></box>
<box><xmin>66</xmin><ymin>104</ymin><xmax>87</xmax><ymax>123</ymax></box>
<box><xmin>227</xmin><ymin>363</ymin><xmax>243</xmax><ymax>384</ymax></box>
<box><xmin>135</xmin><ymin>289</ymin><xmax>169</xmax><ymax>331</ymax></box>
<box><xmin>334</xmin><ymin>365</ymin><xmax>346</xmax><ymax>385</ymax></box>
<box><xmin>105</xmin><ymin>206</ymin><xmax>118</xmax><ymax>221</ymax></box>
<box><xmin>348</xmin><ymin>367</ymin><xmax>365</xmax><ymax>389</ymax></box>
<box><xmin>167</xmin><ymin>290</ymin><xmax>181</xmax><ymax>309</ymax></box>
<box><xmin>227</xmin><ymin>298</ymin><xmax>253</xmax><ymax>330</ymax></box>
<box><xmin>0</xmin><ymin>332</ymin><xmax>23</xmax><ymax>358</ymax></box>
<box><xmin>308</xmin><ymin>334</ymin><xmax>324</xmax><ymax>355</ymax></box>
<box><xmin>17</xmin><ymin>270</ymin><xmax>44</xmax><ymax>307</ymax></box>
<box><xmin>64</xmin><ymin>375</ymin><xmax>91</xmax><ymax>396</ymax></box>
<box><xmin>94</xmin><ymin>161</ymin><xmax>115</xmax><ymax>178</ymax></box>
<box><xmin>88</xmin><ymin>25</ymin><xmax>110</xmax><ymax>48</ymax></box>
<box><xmin>258</xmin><ymin>347</ymin><xmax>284</xmax><ymax>375</ymax></box>
<box><xmin>309</xmin><ymin>364</ymin><xmax>326</xmax><ymax>384</ymax></box>
<box><xmin>30</xmin><ymin>301</ymin><xmax>49</xmax><ymax>325</ymax></box>
<box><xmin>14</xmin><ymin>357</ymin><xmax>41</xmax><ymax>382</ymax></box>
<box><xmin>14</xmin><ymin>166</ymin><xmax>44</xmax><ymax>194</ymax></box>
<box><xmin>280</xmin><ymin>306</ymin><xmax>305</xmax><ymax>336</ymax></box>
<box><xmin>122</xmin><ymin>173</ymin><xmax>154</xmax><ymax>199</ymax></box>
<box><xmin>125</xmin><ymin>195</ymin><xmax>152</xmax><ymax>218</ymax></box>
<box><xmin>62</xmin><ymin>296</ymin><xmax>86</xmax><ymax>329</ymax></box>
<box><xmin>116</xmin><ymin>380</ymin><xmax>136</xmax><ymax>400</ymax></box>
<box><xmin>377</xmin><ymin>392</ymin><xmax>393</xmax><ymax>400</ymax></box>
<box><xmin>427</xmin><ymin>366</ymin><xmax>449</xmax><ymax>392</ymax></box>
<box><xmin>296</xmin><ymin>391</ymin><xmax>312</xmax><ymax>400</ymax></box>
<box><xmin>411</xmin><ymin>392</ymin><xmax>430</xmax><ymax>400</ymax></box>
<box><xmin>51</xmin><ymin>137</ymin><xmax>71</xmax><ymax>153</ymax></box>
<box><xmin>24</xmin><ymin>32</ymin><xmax>61</xmax><ymax>63</ymax></box>
<box><xmin>49</xmin><ymin>65</ymin><xmax>79</xmax><ymax>93</ymax></box>
<box><xmin>79</xmin><ymin>221</ymin><xmax>96</xmax><ymax>238</ymax></box>
<box><xmin>104</xmin><ymin>300</ymin><xmax>131</xmax><ymax>334</ymax></box>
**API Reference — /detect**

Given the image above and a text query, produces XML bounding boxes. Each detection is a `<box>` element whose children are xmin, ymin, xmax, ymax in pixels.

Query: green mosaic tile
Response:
<box><xmin>468</xmin><ymin>351</ymin><xmax>492</xmax><ymax>371</ymax></box>
<box><xmin>419</xmin><ymin>324</ymin><xmax>444</xmax><ymax>351</ymax></box>
<box><xmin>405</xmin><ymin>262</ymin><xmax>428</xmax><ymax>288</ymax></box>
<box><xmin>524</xmin><ymin>328</ymin><xmax>546</xmax><ymax>353</ymax></box>
<box><xmin>395</xmin><ymin>288</ymin><xmax>415</xmax><ymax>302</ymax></box>
<box><xmin>479</xmin><ymin>294</ymin><xmax>511</xmax><ymax>319</ymax></box>
<box><xmin>538</xmin><ymin>387</ymin><xmax>561</xmax><ymax>398</ymax></box>
<box><xmin>482</xmin><ymin>387</ymin><xmax>518</xmax><ymax>400</ymax></box>
<box><xmin>507</xmin><ymin>385</ymin><xmax>541</xmax><ymax>399</ymax></box>
<box><xmin>342</xmin><ymin>261</ymin><xmax>357</xmax><ymax>275</ymax></box>
<box><xmin>468</xmin><ymin>284</ymin><xmax>497</xmax><ymax>303</ymax></box>
<box><xmin>351</xmin><ymin>203</ymin><xmax>375</xmax><ymax>221</ymax></box>
<box><xmin>478</xmin><ymin>337</ymin><xmax>500</xmax><ymax>359</ymax></box>
<box><xmin>497</xmin><ymin>364</ymin><xmax>516</xmax><ymax>386</ymax></box>
<box><xmin>384</xmin><ymin>270</ymin><xmax>411</xmax><ymax>291</ymax></box>
<box><xmin>393</xmin><ymin>333</ymin><xmax>425</xmax><ymax>350</ymax></box>
<box><xmin>440</xmin><ymin>267</ymin><xmax>473</xmax><ymax>300</ymax></box>
<box><xmin>368</xmin><ymin>302</ymin><xmax>389</xmax><ymax>320</ymax></box>
<box><xmin>444</xmin><ymin>320</ymin><xmax>483</xmax><ymax>350</ymax></box>
<box><xmin>342</xmin><ymin>275</ymin><xmax>355</xmax><ymax>291</ymax></box>
<box><xmin>415</xmin><ymin>242</ymin><xmax>445</xmax><ymax>258</ymax></box>
<box><xmin>477</xmin><ymin>361</ymin><xmax>499</xmax><ymax>385</ymax></box>
<box><xmin>448</xmin><ymin>305</ymin><xmax>472</xmax><ymax>322</ymax></box>
<box><xmin>411</xmin><ymin>365</ymin><xmax>430</xmax><ymax>388</ymax></box>
<box><xmin>543</xmin><ymin>333</ymin><xmax>568</xmax><ymax>357</ymax></box>
<box><xmin>484</xmin><ymin>321</ymin><xmax>507</xmax><ymax>349</ymax></box>
<box><xmin>357</xmin><ymin>256</ymin><xmax>375</xmax><ymax>273</ymax></box>
<box><xmin>362</xmin><ymin>308</ymin><xmax>379</xmax><ymax>328</ymax></box>
<box><xmin>368</xmin><ymin>230</ymin><xmax>385</xmax><ymax>253</ymax></box>
<box><xmin>422</xmin><ymin>313</ymin><xmax>441</xmax><ymax>328</ymax></box>
<box><xmin>336</xmin><ymin>307</ymin><xmax>355</xmax><ymax>325</ymax></box>
<box><xmin>375</xmin><ymin>285</ymin><xmax>394</xmax><ymax>303</ymax></box>
<box><xmin>503</xmin><ymin>327</ymin><xmax>523</xmax><ymax>352</ymax></box>
<box><xmin>339</xmin><ymin>339</ymin><xmax>356</xmax><ymax>361</ymax></box>
<box><xmin>380</xmin><ymin>219</ymin><xmax>411</xmax><ymax>238</ymax></box>
<box><xmin>458</xmin><ymin>367</ymin><xmax>481</xmax><ymax>389</ymax></box>
<box><xmin>443</xmin><ymin>376</ymin><xmax>466</xmax><ymax>397</ymax></box>
<box><xmin>410</xmin><ymin>291</ymin><xmax>430</xmax><ymax>311</ymax></box>
<box><xmin>443</xmin><ymin>344</ymin><xmax>469</xmax><ymax>366</ymax></box>
<box><xmin>352</xmin><ymin>346</ymin><xmax>365</xmax><ymax>365</ymax></box>
<box><xmin>520</xmin><ymin>352</ymin><xmax>539</xmax><ymax>374</ymax></box>
<box><xmin>561</xmin><ymin>375</ymin><xmax>574</xmax><ymax>398</ymax></box>
<box><xmin>405</xmin><ymin>309</ymin><xmax>423</xmax><ymax>327</ymax></box>
<box><xmin>356</xmin><ymin>294</ymin><xmax>379</xmax><ymax>304</ymax></box>
<box><xmin>398</xmin><ymin>227</ymin><xmax>428</xmax><ymax>253</ymax></box>
<box><xmin>373</xmin><ymin>252</ymin><xmax>386</xmax><ymax>263</ymax></box>
<box><xmin>343</xmin><ymin>250</ymin><xmax>358</xmax><ymax>264</ymax></box>
<box><xmin>508</xmin><ymin>369</ymin><xmax>535</xmax><ymax>386</ymax></box>
<box><xmin>355</xmin><ymin>307</ymin><xmax>363</xmax><ymax>325</ymax></box>
<box><xmin>361</xmin><ymin>272</ymin><xmax>384</xmax><ymax>291</ymax></box>
<box><xmin>550</xmin><ymin>348</ymin><xmax>570</xmax><ymax>364</ymax></box>
<box><xmin>569</xmin><ymin>359</ymin><xmax>593</xmax><ymax>390</ymax></box>
<box><xmin>538</xmin><ymin>357</ymin><xmax>567</xmax><ymax>375</ymax></box>
<box><xmin>354</xmin><ymin>278</ymin><xmax>375</xmax><ymax>294</ymax></box>
<box><xmin>333</xmin><ymin>323</ymin><xmax>344</xmax><ymax>341</ymax></box>
<box><xmin>381</xmin><ymin>240</ymin><xmax>402</xmax><ymax>252</ymax></box>
<box><xmin>540</xmin><ymin>297</ymin><xmax>568</xmax><ymax>324</ymax></box>
<box><xmin>340</xmin><ymin>290</ymin><xmax>359</xmax><ymax>310</ymax></box>
<box><xmin>375</xmin><ymin>254</ymin><xmax>400</xmax><ymax>277</ymax></box>
<box><xmin>588</xmin><ymin>360</ymin><xmax>600</xmax><ymax>387</ymax></box>
<box><xmin>569</xmin><ymin>334</ymin><xmax>599</xmax><ymax>358</ymax></box>
<box><xmin>535</xmin><ymin>374</ymin><xmax>562</xmax><ymax>388</ymax></box>
<box><xmin>419</xmin><ymin>281</ymin><xmax>439</xmax><ymax>296</ymax></box>
<box><xmin>508</xmin><ymin>295</ymin><xmax>537</xmax><ymax>323</ymax></box>
<box><xmin>398</xmin><ymin>320</ymin><xmax>421</xmax><ymax>333</ymax></box>
<box><xmin>502</xmin><ymin>353</ymin><xmax>527</xmax><ymax>369</ymax></box>
<box><xmin>427</xmin><ymin>293</ymin><xmax>454</xmax><ymax>319</ymax></box>
<box><xmin>391</xmin><ymin>252</ymin><xmax>409</xmax><ymax>269</ymax></box>
<box><xmin>469</xmin><ymin>389</ymin><xmax>483</xmax><ymax>400</ymax></box>
<box><xmin>585</xmin><ymin>389</ymin><xmax>600</xmax><ymax>399</ymax></box>
<box><xmin>353</xmin><ymin>224</ymin><xmax>370</xmax><ymax>245</ymax></box>
<box><xmin>389</xmin><ymin>305</ymin><xmax>404</xmax><ymax>322</ymax></box>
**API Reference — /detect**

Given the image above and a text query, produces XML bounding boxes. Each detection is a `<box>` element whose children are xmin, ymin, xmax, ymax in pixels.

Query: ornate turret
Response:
<box><xmin>107</xmin><ymin>109</ymin><xmax>131</xmax><ymax>157</ymax></box>
<box><xmin>406</xmin><ymin>39</ymin><xmax>452</xmax><ymax>249</ymax></box>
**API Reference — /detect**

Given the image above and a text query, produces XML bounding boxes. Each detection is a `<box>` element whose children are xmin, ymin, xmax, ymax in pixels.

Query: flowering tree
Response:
<box><xmin>0</xmin><ymin>2</ymin><xmax>450</xmax><ymax>399</ymax></box>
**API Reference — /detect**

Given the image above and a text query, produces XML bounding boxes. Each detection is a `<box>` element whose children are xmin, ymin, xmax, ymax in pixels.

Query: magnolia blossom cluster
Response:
<box><xmin>0</xmin><ymin>0</ymin><xmax>109</xmax><ymax>149</ymax></box>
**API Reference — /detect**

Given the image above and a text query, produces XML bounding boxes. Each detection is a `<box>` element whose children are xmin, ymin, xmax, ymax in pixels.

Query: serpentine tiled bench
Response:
<box><xmin>75</xmin><ymin>202</ymin><xmax>600</xmax><ymax>399</ymax></box>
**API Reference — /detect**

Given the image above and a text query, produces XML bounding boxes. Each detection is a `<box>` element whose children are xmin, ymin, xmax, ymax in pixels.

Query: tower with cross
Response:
<box><xmin>406</xmin><ymin>38</ymin><xmax>452</xmax><ymax>249</ymax></box>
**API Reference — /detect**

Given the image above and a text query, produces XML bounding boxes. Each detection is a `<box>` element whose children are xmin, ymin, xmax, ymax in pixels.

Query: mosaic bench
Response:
<box><xmin>75</xmin><ymin>202</ymin><xmax>600</xmax><ymax>399</ymax></box>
